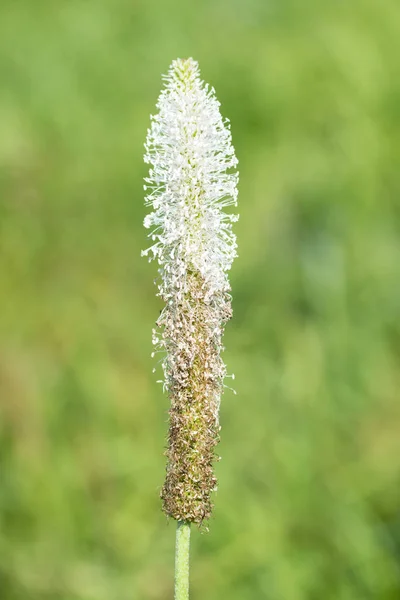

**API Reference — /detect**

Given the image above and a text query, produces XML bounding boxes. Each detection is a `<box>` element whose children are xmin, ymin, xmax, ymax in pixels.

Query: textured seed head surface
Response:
<box><xmin>143</xmin><ymin>58</ymin><xmax>238</xmax><ymax>524</ymax></box>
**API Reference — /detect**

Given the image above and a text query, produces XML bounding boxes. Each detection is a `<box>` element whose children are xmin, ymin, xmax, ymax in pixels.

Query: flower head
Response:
<box><xmin>143</xmin><ymin>58</ymin><xmax>238</xmax><ymax>523</ymax></box>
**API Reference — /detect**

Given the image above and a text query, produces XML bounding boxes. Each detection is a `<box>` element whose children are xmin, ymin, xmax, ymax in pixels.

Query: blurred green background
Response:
<box><xmin>1</xmin><ymin>0</ymin><xmax>400</xmax><ymax>598</ymax></box>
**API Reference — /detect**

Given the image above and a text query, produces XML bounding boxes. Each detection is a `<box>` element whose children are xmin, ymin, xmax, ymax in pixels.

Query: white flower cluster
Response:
<box><xmin>142</xmin><ymin>58</ymin><xmax>239</xmax><ymax>522</ymax></box>
<box><xmin>142</xmin><ymin>57</ymin><xmax>239</xmax><ymax>302</ymax></box>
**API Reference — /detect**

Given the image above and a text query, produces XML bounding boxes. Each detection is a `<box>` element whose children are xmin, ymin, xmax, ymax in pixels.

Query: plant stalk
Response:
<box><xmin>175</xmin><ymin>520</ymin><xmax>191</xmax><ymax>599</ymax></box>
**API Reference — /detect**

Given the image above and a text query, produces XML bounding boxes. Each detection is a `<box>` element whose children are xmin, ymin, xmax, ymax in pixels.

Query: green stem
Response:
<box><xmin>175</xmin><ymin>520</ymin><xmax>191</xmax><ymax>600</ymax></box>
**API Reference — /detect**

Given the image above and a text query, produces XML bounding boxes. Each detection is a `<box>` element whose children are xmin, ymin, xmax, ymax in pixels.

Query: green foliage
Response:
<box><xmin>1</xmin><ymin>0</ymin><xmax>399</xmax><ymax>598</ymax></box>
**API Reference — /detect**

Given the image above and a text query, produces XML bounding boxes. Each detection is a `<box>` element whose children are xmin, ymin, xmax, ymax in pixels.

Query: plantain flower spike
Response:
<box><xmin>142</xmin><ymin>58</ymin><xmax>239</xmax><ymax>524</ymax></box>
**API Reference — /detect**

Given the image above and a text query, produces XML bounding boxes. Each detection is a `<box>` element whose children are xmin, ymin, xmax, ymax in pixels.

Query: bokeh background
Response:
<box><xmin>1</xmin><ymin>0</ymin><xmax>400</xmax><ymax>598</ymax></box>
